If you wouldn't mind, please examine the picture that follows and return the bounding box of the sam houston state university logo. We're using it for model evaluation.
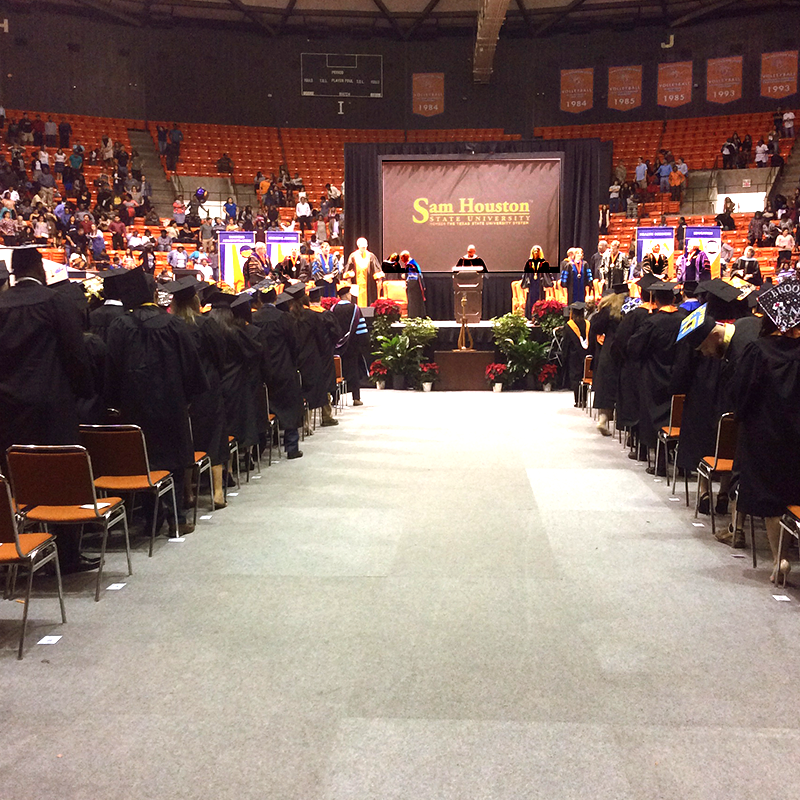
[412,197,531,227]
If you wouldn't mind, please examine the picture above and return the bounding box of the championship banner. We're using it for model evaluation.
[412,73,444,117]
[608,65,642,111]
[636,228,676,276]
[560,68,593,114]
[707,56,742,104]
[218,230,255,293]
[266,231,301,268]
[685,226,722,279]
[657,61,692,108]
[761,51,798,99]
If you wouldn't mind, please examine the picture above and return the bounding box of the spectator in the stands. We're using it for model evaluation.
[173,195,186,225]
[38,166,56,208]
[755,138,769,167]
[608,178,621,213]
[767,128,780,155]
[238,205,255,231]
[224,196,237,223]
[109,213,127,250]
[68,147,83,173]
[169,124,183,156]
[156,125,168,155]
[721,136,736,169]
[176,223,197,244]
[156,229,173,252]
[771,150,785,168]
[296,194,313,231]
[326,182,342,207]
[730,246,762,285]
[739,134,752,166]
[656,159,671,193]
[266,204,280,230]
[668,164,685,202]
[200,218,214,252]
[32,114,45,148]
[216,153,234,174]
[315,213,327,242]
[776,228,795,267]
[167,244,188,270]
[58,118,71,148]
[165,140,179,171]
[783,108,795,138]
[19,113,33,144]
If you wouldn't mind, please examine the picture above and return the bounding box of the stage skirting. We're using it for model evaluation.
[389,320,550,352]
[417,271,518,321]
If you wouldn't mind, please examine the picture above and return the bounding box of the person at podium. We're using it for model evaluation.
[344,237,384,307]
[456,244,487,272]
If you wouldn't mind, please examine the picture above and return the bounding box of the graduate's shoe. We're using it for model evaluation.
[715,524,743,546]
[321,418,339,427]
[645,465,667,477]
[770,559,791,586]
[353,399,364,406]
[715,493,729,515]
[61,555,101,574]
[179,523,195,536]
[287,449,303,459]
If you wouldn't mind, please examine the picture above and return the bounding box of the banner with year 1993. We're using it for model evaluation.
[560,68,593,114]
[761,51,798,99]
[707,56,742,104]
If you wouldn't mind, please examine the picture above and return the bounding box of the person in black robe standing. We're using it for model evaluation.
[88,270,128,340]
[729,281,800,584]
[104,268,208,536]
[331,283,369,406]
[561,302,590,406]
[456,244,487,272]
[522,245,550,319]
[167,277,228,507]
[589,285,627,435]
[628,281,688,474]
[0,248,92,468]
[251,285,305,458]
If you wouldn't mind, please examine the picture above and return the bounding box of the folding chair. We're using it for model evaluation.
[776,506,800,588]
[191,450,213,526]
[0,473,66,659]
[655,394,685,489]
[694,413,738,539]
[6,445,130,602]
[79,425,177,558]
[263,387,280,466]
[579,355,593,411]
[228,436,240,490]
[333,355,348,411]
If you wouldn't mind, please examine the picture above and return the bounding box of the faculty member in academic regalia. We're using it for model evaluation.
[243,242,272,289]
[398,250,426,319]
[312,241,341,298]
[560,248,592,305]
[522,245,550,319]
[279,245,311,285]
[456,244,488,272]
[331,283,370,406]
[104,267,208,535]
[344,237,384,307]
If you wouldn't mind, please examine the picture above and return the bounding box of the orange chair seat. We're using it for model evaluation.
[582,378,593,385]
[0,533,52,560]
[660,426,681,437]
[701,456,734,472]
[268,414,276,422]
[786,505,800,519]
[94,472,170,491]
[193,451,208,462]
[23,498,124,523]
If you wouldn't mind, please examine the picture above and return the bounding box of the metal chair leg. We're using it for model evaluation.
[671,444,679,494]
[54,545,67,623]
[95,521,109,602]
[709,479,716,539]
[18,561,35,659]
[750,516,757,568]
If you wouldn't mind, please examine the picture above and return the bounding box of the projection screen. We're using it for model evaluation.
[380,156,561,272]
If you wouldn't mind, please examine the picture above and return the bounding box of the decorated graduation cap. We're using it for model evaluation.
[757,278,800,332]
[251,278,276,294]
[163,275,202,300]
[103,266,152,308]
[676,303,717,348]
[231,293,252,322]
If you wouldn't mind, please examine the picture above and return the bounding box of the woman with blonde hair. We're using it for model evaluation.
[589,284,628,435]
[522,244,550,318]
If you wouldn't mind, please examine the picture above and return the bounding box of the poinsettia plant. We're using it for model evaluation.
[485,363,509,385]
[420,362,439,382]
[368,359,389,383]
[320,296,339,311]
[537,363,559,385]
[531,299,566,334]
[370,298,402,342]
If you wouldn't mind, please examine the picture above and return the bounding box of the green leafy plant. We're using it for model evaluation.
[491,311,529,356]
[373,334,423,381]
[503,338,549,380]
[401,316,438,349]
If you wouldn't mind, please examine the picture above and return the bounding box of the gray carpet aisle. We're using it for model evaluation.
[2,388,800,800]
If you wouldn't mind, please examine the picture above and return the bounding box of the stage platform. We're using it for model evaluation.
[415,271,522,321]
[390,319,551,351]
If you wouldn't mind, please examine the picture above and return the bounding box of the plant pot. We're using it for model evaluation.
[543,383,553,392]
[375,380,385,390]
[493,383,503,393]
[422,382,433,392]
[391,374,406,390]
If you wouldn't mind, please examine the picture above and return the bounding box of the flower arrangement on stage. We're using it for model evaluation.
[320,296,339,311]
[531,299,566,334]
[368,359,389,383]
[491,312,549,384]
[485,363,509,385]
[420,362,439,382]
[370,298,402,342]
[537,363,559,386]
[402,316,437,349]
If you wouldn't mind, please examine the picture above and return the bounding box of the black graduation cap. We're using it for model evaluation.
[757,279,800,332]
[698,278,740,304]
[649,281,678,293]
[683,280,699,296]
[251,278,276,294]
[284,282,306,298]
[570,301,586,311]
[163,275,202,299]
[612,283,629,295]
[10,246,43,275]
[336,282,354,296]
[53,279,88,313]
[104,267,152,308]
[308,286,322,303]
[210,292,236,308]
[636,273,659,293]
[231,293,252,321]
[676,303,717,348]
[198,283,220,305]
[274,291,292,310]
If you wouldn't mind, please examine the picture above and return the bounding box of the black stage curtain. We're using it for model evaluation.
[344,139,612,280]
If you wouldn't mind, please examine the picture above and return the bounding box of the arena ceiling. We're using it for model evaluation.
[7,0,793,39]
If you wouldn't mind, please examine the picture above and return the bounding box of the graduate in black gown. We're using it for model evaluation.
[729,280,800,583]
[251,285,305,458]
[561,301,590,406]
[104,268,208,535]
[167,277,228,507]
[89,270,128,340]
[627,281,688,474]
[331,283,370,406]
[589,284,628,435]
[456,244,487,272]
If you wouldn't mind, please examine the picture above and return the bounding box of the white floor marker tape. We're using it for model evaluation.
[106,583,126,590]
[38,636,61,645]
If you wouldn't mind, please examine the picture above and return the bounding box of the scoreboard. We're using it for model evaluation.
[301,53,383,98]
